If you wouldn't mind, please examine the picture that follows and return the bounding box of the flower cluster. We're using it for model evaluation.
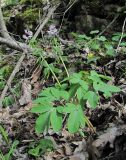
[22,29,33,41]
[47,25,58,36]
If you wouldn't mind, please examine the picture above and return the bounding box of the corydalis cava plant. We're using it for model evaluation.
[31,71,121,134]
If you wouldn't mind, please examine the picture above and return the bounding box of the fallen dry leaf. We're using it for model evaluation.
[19,79,32,106]
[31,66,42,84]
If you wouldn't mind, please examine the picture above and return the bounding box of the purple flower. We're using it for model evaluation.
[47,25,58,36]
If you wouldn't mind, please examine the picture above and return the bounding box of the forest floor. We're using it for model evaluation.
[0,1,126,160]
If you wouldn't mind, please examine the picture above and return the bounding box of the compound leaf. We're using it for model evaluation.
[85,91,99,108]
[67,111,80,133]
[50,108,62,132]
[35,112,50,133]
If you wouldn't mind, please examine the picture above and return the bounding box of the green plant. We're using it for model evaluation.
[0,125,9,145]
[30,38,68,84]
[0,140,19,160]
[0,125,19,160]
[5,0,19,5]
[71,31,126,57]
[28,138,54,157]
[31,70,120,134]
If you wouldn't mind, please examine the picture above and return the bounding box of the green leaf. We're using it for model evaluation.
[99,74,112,81]
[0,125,9,144]
[39,87,68,101]
[93,82,120,97]
[105,44,115,56]
[97,36,107,41]
[69,73,82,84]
[90,41,100,50]
[31,104,52,113]
[0,81,5,89]
[50,108,62,132]
[69,84,79,99]
[50,88,61,99]
[120,42,126,47]
[112,35,120,41]
[34,97,54,103]
[79,80,89,91]
[76,86,87,101]
[77,34,91,40]
[103,91,112,97]
[43,67,50,77]
[39,139,54,151]
[35,112,51,133]
[67,111,80,133]
[58,90,69,100]
[28,146,40,157]
[67,105,85,133]
[108,85,121,92]
[5,140,19,160]
[78,109,85,127]
[90,30,99,34]
[64,103,76,113]
[57,106,65,113]
[89,71,101,82]
[39,87,53,97]
[70,77,80,84]
[84,91,99,108]
[77,87,83,101]
[2,96,14,107]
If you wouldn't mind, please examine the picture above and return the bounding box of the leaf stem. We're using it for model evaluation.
[40,54,61,86]
[84,115,96,133]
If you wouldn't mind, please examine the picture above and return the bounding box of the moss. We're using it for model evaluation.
[3,10,11,22]
[20,0,42,5]
[20,0,60,5]
[18,8,39,23]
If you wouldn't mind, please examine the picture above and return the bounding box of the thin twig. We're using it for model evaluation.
[32,4,59,40]
[0,53,26,107]
[98,14,119,36]
[59,0,77,32]
[116,17,126,53]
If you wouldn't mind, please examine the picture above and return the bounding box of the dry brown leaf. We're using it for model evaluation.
[32,81,42,97]
[63,144,72,156]
[69,153,87,160]
[19,79,32,105]
[73,139,87,154]
[31,66,42,84]
[92,124,126,158]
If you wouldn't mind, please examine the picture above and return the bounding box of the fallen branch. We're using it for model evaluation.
[116,17,126,53]
[0,37,31,52]
[0,53,26,107]
[33,4,59,40]
[0,4,31,52]
[0,6,11,39]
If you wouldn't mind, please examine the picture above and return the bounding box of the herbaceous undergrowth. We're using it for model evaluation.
[31,71,120,134]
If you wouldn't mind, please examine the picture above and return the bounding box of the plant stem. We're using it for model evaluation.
[59,54,69,77]
[40,55,61,86]
[84,115,96,133]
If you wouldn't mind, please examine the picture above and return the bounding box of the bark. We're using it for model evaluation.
[0,4,31,52]
[0,6,12,39]
[0,37,31,52]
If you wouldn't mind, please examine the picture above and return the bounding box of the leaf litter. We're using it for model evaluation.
[0,10,126,160]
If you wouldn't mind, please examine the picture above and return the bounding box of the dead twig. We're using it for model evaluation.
[0,53,26,107]
[0,36,31,52]
[116,17,126,53]
[98,14,119,36]
[59,0,77,32]
[32,4,59,40]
